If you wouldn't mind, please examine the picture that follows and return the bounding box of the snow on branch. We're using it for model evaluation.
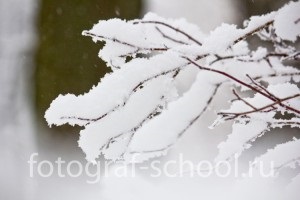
[45,1,300,168]
[252,138,300,173]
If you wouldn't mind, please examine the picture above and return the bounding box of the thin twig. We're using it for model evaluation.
[219,94,300,119]
[155,26,189,45]
[233,20,274,45]
[185,57,300,115]
[246,74,279,101]
[209,51,299,66]
[134,20,202,46]
[232,89,258,110]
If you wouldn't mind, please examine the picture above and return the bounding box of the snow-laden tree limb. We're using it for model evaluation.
[45,1,300,167]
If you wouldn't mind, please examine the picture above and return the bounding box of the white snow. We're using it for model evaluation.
[253,138,300,171]
[215,120,269,162]
[127,73,217,162]
[274,1,300,42]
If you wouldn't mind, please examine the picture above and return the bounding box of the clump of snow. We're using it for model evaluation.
[215,120,269,162]
[202,23,242,54]
[250,47,267,60]
[244,12,276,32]
[274,1,300,42]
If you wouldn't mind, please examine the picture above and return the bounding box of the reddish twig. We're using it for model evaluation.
[133,20,202,46]
[232,89,258,110]
[218,94,300,119]
[155,26,189,45]
[185,57,300,115]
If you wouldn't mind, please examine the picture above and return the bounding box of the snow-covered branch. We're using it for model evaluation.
[45,1,300,171]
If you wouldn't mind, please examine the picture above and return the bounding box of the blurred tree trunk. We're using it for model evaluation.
[0,0,37,199]
[243,0,291,17]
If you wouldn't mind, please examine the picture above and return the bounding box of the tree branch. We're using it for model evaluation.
[233,20,274,45]
[83,31,169,52]
[129,83,222,155]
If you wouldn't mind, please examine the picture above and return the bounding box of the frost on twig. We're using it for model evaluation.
[45,1,300,165]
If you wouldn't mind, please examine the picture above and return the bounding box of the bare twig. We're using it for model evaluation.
[232,89,258,110]
[185,57,300,115]
[253,72,300,81]
[218,94,300,119]
[209,51,300,65]
[246,74,279,102]
[272,120,300,126]
[155,26,189,45]
[133,20,202,46]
